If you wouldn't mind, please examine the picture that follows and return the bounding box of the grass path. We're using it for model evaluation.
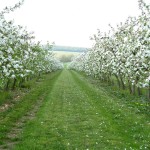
[1,69,150,149]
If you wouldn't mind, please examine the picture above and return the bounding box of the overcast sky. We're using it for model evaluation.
[0,0,148,47]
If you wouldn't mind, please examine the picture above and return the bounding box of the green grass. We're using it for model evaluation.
[82,73,150,116]
[8,69,150,150]
[0,91,13,105]
[71,71,150,149]
[0,78,39,106]
[0,71,62,146]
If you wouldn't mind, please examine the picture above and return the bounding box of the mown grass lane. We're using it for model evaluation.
[12,69,150,150]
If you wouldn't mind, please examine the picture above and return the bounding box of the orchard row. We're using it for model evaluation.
[69,0,150,99]
[0,1,63,90]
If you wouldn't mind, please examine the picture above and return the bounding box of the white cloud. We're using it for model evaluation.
[0,0,147,47]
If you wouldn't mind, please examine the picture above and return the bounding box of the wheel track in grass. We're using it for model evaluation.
[70,71,150,149]
[11,69,150,150]
[0,96,45,150]
[0,71,62,150]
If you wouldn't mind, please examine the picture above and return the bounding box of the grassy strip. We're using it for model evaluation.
[71,70,150,149]
[13,69,106,149]
[0,91,13,106]
[0,71,62,145]
[78,71,150,115]
[13,69,150,149]
[0,78,45,106]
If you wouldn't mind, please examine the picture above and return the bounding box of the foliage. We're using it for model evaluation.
[0,1,63,90]
[69,0,150,99]
[52,45,87,53]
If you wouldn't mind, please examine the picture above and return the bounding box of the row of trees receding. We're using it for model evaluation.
[69,0,150,100]
[0,0,63,90]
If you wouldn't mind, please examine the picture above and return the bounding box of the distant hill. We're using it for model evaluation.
[52,45,87,53]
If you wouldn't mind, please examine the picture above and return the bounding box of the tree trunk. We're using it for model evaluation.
[132,84,136,95]
[19,78,24,87]
[5,79,10,90]
[148,80,150,101]
[115,74,121,88]
[128,80,132,94]
[107,76,111,85]
[137,87,142,96]
[12,78,17,90]
[135,76,141,96]
[120,76,125,90]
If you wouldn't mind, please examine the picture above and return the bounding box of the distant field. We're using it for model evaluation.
[54,51,81,58]
[54,51,80,58]
[52,45,87,53]
[52,45,86,62]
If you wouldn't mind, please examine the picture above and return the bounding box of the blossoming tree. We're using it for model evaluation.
[69,0,150,99]
[0,0,63,90]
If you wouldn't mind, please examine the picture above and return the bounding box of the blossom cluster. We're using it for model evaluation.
[0,1,63,89]
[69,0,150,96]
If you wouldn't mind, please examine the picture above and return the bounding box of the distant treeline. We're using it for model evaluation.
[52,45,87,53]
